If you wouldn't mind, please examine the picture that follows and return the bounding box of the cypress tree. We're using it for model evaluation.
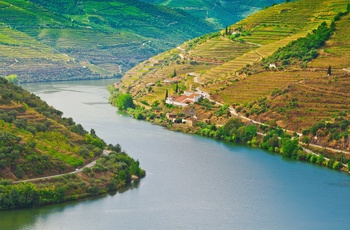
[327,65,332,76]
[165,89,168,100]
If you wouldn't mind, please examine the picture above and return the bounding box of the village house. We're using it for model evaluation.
[269,63,277,68]
[165,91,203,107]
[166,113,177,121]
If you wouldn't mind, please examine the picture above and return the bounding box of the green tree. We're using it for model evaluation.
[115,94,135,111]
[327,65,332,76]
[165,89,168,100]
[280,138,298,158]
[173,69,177,78]
[175,83,179,94]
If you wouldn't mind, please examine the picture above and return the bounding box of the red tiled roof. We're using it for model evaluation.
[174,95,187,103]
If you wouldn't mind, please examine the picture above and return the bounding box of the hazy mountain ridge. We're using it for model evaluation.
[0,0,216,82]
[140,0,281,28]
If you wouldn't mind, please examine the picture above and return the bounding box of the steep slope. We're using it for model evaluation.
[116,0,350,151]
[0,0,215,82]
[0,76,101,179]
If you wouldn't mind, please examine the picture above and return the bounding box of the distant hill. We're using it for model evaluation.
[117,0,350,151]
[0,0,216,82]
[140,0,282,28]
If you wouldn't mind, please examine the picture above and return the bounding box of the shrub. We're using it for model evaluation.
[332,161,342,170]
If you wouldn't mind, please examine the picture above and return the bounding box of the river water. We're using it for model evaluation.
[1,79,350,229]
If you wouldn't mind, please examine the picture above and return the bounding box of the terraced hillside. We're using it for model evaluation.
[0,0,216,82]
[0,77,106,180]
[117,0,350,150]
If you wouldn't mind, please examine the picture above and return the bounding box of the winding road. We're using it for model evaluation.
[13,150,111,184]
[191,71,350,167]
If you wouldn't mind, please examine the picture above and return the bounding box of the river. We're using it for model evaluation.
[1,79,350,229]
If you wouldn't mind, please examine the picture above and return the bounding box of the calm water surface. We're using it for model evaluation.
[1,80,350,229]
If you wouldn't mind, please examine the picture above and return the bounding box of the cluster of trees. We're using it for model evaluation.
[267,21,335,65]
[260,127,300,158]
[0,182,40,209]
[114,93,135,111]
[303,114,350,143]
[196,118,258,145]
[196,118,346,171]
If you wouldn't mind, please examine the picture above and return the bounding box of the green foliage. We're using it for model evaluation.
[30,0,81,14]
[196,118,257,144]
[4,74,18,84]
[115,94,135,111]
[0,183,40,209]
[0,149,146,210]
[0,77,102,177]
[332,161,342,170]
[268,22,334,64]
[316,154,325,165]
[85,134,106,149]
[280,138,299,158]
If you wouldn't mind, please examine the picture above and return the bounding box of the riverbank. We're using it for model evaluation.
[108,86,350,174]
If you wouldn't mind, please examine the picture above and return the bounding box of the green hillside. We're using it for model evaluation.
[0,77,145,209]
[140,0,282,28]
[116,0,350,153]
[0,0,216,82]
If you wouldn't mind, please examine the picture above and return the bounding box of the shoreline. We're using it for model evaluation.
[109,87,350,175]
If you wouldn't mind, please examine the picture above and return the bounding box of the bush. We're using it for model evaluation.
[310,155,317,164]
[332,161,342,170]
[82,167,91,174]
[115,94,135,111]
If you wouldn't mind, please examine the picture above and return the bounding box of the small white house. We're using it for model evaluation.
[269,63,277,68]
[166,92,202,107]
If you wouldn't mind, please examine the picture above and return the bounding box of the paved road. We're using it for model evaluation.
[13,150,111,184]
[192,82,348,158]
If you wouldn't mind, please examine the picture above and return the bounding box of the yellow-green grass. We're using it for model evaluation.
[35,131,84,167]
[1,111,84,167]
[187,36,253,61]
[0,26,69,61]
[80,62,114,76]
